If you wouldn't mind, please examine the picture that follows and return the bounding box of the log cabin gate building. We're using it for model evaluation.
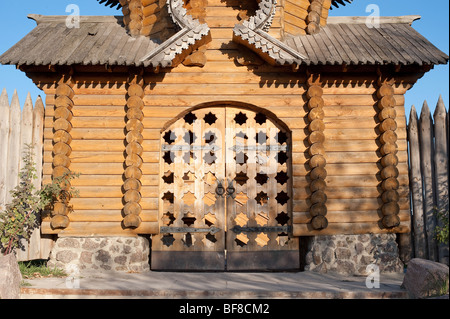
[1,0,448,272]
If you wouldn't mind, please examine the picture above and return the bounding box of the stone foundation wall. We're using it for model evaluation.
[47,236,150,273]
[47,234,403,275]
[304,234,404,275]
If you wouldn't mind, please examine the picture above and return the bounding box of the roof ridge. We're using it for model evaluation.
[27,14,123,25]
[327,15,421,25]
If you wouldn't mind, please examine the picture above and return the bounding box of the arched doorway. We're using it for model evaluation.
[152,104,299,270]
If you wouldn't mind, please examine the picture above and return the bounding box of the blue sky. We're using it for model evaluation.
[0,0,448,118]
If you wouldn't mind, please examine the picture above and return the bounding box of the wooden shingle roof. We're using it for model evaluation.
[0,15,160,67]
[0,14,447,68]
[284,16,449,66]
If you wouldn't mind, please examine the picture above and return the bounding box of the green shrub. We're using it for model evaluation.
[0,144,79,255]
[435,207,449,245]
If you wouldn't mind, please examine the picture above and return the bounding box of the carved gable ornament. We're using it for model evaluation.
[137,0,306,68]
[232,0,306,66]
[139,0,211,68]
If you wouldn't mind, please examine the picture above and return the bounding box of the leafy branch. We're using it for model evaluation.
[435,207,449,245]
[0,144,79,256]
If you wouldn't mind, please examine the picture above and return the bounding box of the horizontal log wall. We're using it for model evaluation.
[293,75,411,236]
[40,71,413,236]
[40,72,412,237]
[41,83,158,236]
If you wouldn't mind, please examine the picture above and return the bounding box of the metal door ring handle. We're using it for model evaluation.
[226,180,235,198]
[216,181,225,197]
[227,185,235,195]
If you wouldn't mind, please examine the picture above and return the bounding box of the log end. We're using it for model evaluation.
[310,215,328,230]
[123,214,142,228]
[51,215,70,229]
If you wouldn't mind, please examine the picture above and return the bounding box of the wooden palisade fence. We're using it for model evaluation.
[408,95,449,265]
[0,88,53,261]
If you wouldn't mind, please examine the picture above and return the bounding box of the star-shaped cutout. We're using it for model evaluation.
[162,171,174,184]
[254,112,267,125]
[184,111,197,124]
[161,191,174,203]
[255,173,269,185]
[276,151,288,165]
[275,191,289,205]
[204,112,217,125]
[163,151,175,165]
[255,131,268,144]
[275,171,289,185]
[255,191,268,205]
[235,172,249,186]
[275,212,290,226]
[275,131,288,144]
[234,112,248,125]
[163,130,176,144]
[183,130,197,144]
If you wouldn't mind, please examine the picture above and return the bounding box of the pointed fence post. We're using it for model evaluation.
[408,105,427,259]
[31,95,47,260]
[5,90,21,205]
[20,93,34,162]
[0,89,10,211]
[433,96,449,264]
[32,95,45,191]
[16,93,34,261]
[419,101,438,261]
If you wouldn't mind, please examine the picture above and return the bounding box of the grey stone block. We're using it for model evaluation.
[402,258,449,298]
[0,253,22,299]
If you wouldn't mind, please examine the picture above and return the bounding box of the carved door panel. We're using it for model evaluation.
[152,107,299,271]
[225,108,299,270]
[152,108,226,270]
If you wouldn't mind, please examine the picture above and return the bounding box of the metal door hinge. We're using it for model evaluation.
[160,226,221,234]
[231,225,292,233]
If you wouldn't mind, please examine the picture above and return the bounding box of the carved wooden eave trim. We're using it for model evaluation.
[232,0,307,66]
[139,0,211,68]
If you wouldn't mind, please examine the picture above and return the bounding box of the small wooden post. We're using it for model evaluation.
[408,105,427,259]
[0,89,10,211]
[419,101,438,262]
[433,96,449,264]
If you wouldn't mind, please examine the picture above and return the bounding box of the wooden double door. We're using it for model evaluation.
[152,106,299,270]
